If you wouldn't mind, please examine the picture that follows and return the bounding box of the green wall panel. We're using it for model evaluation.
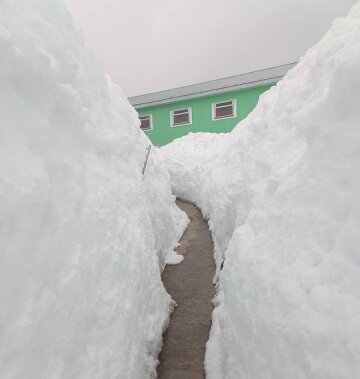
[136,84,272,146]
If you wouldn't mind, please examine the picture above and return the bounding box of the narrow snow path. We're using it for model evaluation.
[157,200,216,379]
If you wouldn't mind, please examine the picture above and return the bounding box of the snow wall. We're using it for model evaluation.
[0,1,188,378]
[162,2,360,378]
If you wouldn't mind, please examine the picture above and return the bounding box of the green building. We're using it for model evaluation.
[129,63,296,146]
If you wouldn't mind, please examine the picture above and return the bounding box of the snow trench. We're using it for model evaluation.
[161,2,360,378]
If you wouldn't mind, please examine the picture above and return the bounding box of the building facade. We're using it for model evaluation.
[129,63,296,146]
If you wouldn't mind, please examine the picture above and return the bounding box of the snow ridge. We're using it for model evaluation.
[162,2,360,378]
[0,1,188,378]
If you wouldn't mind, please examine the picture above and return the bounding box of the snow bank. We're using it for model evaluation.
[0,1,188,378]
[161,2,360,378]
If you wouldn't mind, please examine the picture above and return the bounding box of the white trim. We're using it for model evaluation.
[212,99,237,121]
[139,114,153,131]
[170,107,192,127]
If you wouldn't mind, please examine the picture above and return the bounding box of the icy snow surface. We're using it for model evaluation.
[0,1,188,378]
[161,2,360,378]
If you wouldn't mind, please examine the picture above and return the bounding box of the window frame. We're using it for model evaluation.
[212,99,237,121]
[170,107,192,127]
[139,114,153,131]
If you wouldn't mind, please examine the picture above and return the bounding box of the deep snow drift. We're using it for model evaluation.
[0,1,188,378]
[162,2,360,378]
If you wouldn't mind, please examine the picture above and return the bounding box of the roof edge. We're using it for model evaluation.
[133,76,281,109]
[129,62,297,108]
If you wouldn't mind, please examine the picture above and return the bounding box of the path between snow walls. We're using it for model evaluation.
[158,200,216,379]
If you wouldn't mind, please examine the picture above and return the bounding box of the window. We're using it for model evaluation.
[171,108,192,127]
[212,100,236,120]
[139,115,153,131]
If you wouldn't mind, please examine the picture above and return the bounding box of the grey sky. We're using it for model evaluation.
[65,0,356,97]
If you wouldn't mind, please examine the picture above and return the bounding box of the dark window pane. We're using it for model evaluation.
[215,105,234,118]
[173,112,190,125]
[140,116,151,130]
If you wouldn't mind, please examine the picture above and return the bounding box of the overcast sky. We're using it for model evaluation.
[65,0,356,97]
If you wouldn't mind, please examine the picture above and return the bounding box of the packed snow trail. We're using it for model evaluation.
[158,200,216,379]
